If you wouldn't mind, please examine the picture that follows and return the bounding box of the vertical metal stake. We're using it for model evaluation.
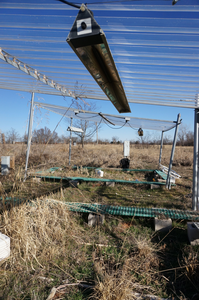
[96,122,98,145]
[192,109,199,210]
[166,113,181,189]
[69,118,73,165]
[159,131,164,165]
[24,92,34,181]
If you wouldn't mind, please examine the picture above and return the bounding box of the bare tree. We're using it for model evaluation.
[185,131,194,146]
[32,127,59,144]
[6,128,20,143]
[111,136,119,144]
[177,124,194,146]
[163,134,172,145]
[67,101,101,148]
[177,124,188,146]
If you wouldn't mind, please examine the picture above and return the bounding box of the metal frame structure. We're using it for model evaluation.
[159,131,164,165]
[0,49,76,99]
[24,92,34,181]
[1,1,199,210]
[69,118,73,166]
[166,113,181,189]
[34,102,177,132]
[193,109,199,211]
[23,101,181,186]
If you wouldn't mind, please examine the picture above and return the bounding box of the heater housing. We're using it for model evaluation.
[67,4,131,113]
[67,126,84,133]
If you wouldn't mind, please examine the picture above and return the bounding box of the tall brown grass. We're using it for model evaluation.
[0,199,162,299]
[0,143,196,299]
[0,143,193,171]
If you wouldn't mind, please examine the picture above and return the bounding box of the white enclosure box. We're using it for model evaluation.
[1,156,10,175]
[0,232,10,261]
[123,140,130,157]
[95,169,104,177]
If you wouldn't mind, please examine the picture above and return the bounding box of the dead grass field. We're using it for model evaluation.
[0,143,198,300]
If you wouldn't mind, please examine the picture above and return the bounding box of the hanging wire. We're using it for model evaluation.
[128,123,138,130]
[102,118,127,129]
[56,0,81,9]
[73,118,102,138]
[85,118,103,138]
[78,0,171,4]
[74,113,99,120]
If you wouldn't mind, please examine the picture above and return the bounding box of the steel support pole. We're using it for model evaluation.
[166,113,181,189]
[159,131,164,165]
[24,92,34,181]
[69,118,73,166]
[192,109,199,210]
[96,122,98,145]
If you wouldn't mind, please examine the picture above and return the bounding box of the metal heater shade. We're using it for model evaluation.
[67,126,84,133]
[67,5,131,113]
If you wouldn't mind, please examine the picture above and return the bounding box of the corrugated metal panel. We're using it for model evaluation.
[0,0,199,108]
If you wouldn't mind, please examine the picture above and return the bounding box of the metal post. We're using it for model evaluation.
[96,122,98,145]
[24,92,34,181]
[166,113,181,189]
[159,131,164,165]
[192,109,199,210]
[69,118,73,165]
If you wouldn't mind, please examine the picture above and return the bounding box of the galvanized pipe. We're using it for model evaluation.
[96,122,98,145]
[68,118,73,166]
[192,109,199,210]
[24,92,34,181]
[159,131,164,165]
[166,113,181,189]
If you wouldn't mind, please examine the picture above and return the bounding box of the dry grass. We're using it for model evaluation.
[0,199,77,298]
[0,143,197,299]
[0,143,193,171]
[91,225,161,300]
[0,199,162,300]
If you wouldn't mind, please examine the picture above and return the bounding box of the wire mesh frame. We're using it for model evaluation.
[34,101,178,132]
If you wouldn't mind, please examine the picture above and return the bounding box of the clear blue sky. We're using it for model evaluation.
[0,0,197,142]
[0,88,194,142]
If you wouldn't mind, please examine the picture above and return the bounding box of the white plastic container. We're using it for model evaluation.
[123,140,130,157]
[1,156,10,175]
[96,170,104,177]
[0,232,10,261]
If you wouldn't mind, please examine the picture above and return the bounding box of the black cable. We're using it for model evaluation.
[74,118,102,138]
[128,123,138,131]
[83,0,139,4]
[74,113,99,120]
[85,118,102,137]
[56,0,81,9]
[82,0,171,4]
[102,118,127,129]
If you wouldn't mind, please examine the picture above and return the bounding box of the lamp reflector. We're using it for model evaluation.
[67,4,131,114]
[67,126,84,133]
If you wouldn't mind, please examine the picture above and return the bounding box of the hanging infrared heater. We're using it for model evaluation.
[67,4,131,113]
